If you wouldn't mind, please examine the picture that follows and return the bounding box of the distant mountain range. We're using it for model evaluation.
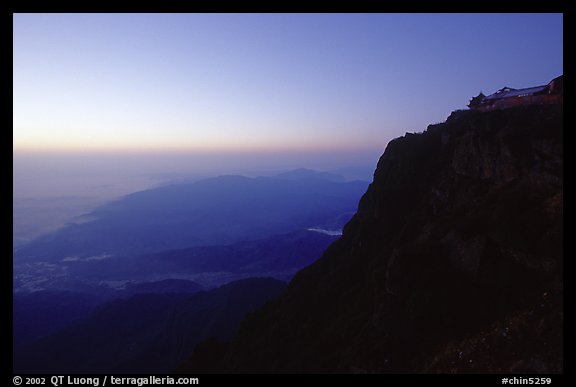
[15,173,368,263]
[14,170,367,295]
[63,229,339,288]
[275,168,346,182]
[14,170,368,373]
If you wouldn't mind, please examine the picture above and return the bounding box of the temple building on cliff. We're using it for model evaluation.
[468,75,563,111]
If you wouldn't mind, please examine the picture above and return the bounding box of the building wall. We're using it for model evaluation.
[476,93,562,112]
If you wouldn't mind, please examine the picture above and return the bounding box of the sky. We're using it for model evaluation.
[12,13,563,242]
[13,13,563,155]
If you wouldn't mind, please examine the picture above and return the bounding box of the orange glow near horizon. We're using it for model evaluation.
[14,14,562,165]
[13,130,388,155]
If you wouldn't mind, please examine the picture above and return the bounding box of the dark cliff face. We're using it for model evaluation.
[188,104,563,373]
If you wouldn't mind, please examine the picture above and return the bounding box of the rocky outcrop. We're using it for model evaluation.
[186,104,563,373]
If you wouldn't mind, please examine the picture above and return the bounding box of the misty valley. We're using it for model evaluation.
[13,169,369,373]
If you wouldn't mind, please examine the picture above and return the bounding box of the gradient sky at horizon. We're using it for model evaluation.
[13,13,563,154]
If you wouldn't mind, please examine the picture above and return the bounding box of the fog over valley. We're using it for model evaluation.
[13,150,377,247]
[13,149,378,372]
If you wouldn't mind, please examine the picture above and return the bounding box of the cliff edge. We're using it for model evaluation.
[185,104,563,373]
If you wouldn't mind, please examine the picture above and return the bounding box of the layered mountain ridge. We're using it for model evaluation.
[14,175,367,262]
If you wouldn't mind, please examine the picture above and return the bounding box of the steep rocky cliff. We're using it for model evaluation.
[186,104,563,373]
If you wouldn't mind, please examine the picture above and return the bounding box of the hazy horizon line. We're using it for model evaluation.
[13,143,388,156]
